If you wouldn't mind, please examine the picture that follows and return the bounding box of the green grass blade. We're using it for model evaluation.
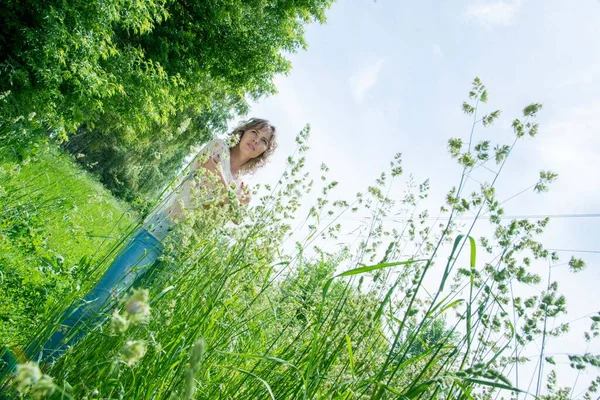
[215,364,276,400]
[466,235,476,362]
[345,334,355,378]
[335,260,426,279]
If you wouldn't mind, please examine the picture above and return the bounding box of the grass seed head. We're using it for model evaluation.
[15,361,42,393]
[120,340,147,367]
[31,374,56,399]
[110,310,130,333]
[124,288,151,323]
[14,362,56,398]
[189,338,205,372]
[182,368,197,400]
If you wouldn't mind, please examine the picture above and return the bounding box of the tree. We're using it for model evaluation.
[0,0,333,203]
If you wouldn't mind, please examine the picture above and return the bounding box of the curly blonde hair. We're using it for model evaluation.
[228,118,278,175]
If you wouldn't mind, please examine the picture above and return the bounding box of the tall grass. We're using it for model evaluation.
[1,79,598,399]
[0,143,135,345]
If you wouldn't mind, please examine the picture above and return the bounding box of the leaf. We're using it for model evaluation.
[323,259,425,300]
[466,235,476,357]
[216,351,297,369]
[402,380,437,398]
[215,364,276,400]
[336,260,425,279]
[461,377,522,393]
[150,285,175,305]
[394,345,455,374]
[468,235,476,269]
[345,335,355,377]
[439,234,474,292]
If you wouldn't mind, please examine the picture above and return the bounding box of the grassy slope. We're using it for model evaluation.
[0,144,137,344]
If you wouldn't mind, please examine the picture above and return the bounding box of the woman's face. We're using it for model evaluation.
[239,126,273,159]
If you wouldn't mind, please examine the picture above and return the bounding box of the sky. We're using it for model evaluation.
[238,0,600,396]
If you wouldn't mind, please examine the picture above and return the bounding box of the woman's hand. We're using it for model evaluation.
[238,182,252,205]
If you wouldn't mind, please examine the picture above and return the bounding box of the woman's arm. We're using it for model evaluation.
[199,153,228,188]
[199,150,251,207]
[168,143,229,217]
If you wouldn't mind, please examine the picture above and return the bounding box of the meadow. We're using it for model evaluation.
[1,79,598,399]
[0,143,135,345]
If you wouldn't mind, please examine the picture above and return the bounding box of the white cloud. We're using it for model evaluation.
[433,44,444,59]
[557,64,600,88]
[349,58,385,104]
[465,0,522,28]
[537,102,600,202]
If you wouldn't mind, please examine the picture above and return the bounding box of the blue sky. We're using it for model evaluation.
[241,0,600,395]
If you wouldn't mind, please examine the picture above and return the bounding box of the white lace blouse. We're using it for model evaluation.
[143,139,237,241]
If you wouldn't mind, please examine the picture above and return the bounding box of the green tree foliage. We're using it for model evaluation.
[62,106,228,206]
[0,0,333,203]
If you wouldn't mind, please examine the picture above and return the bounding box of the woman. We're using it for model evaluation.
[3,118,277,369]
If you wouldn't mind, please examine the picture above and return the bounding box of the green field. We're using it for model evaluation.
[0,0,597,395]
[0,88,596,399]
[0,144,136,344]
